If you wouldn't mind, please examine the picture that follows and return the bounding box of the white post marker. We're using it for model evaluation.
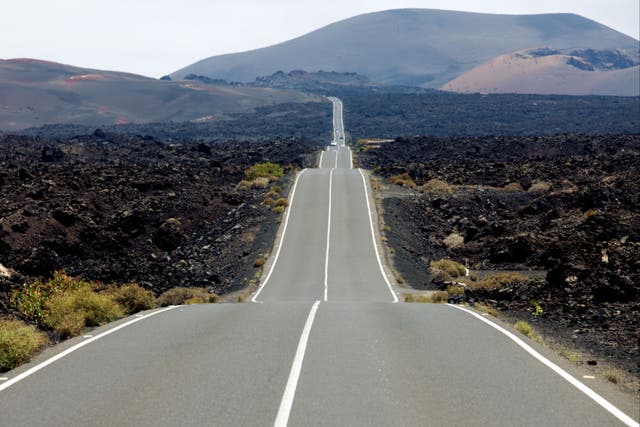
[448,304,639,427]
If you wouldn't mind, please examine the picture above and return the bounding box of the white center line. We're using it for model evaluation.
[274,300,321,427]
[324,169,334,301]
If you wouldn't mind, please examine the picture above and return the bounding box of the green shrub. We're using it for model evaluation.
[389,173,416,189]
[244,162,284,181]
[105,284,156,315]
[45,287,124,338]
[12,271,90,325]
[0,319,48,371]
[157,287,219,306]
[429,259,466,281]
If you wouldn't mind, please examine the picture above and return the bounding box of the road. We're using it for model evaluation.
[0,98,637,426]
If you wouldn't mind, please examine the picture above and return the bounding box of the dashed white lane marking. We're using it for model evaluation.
[319,150,324,168]
[251,169,308,303]
[0,378,8,381]
[583,375,596,379]
[82,335,93,338]
[0,306,178,393]
[274,300,321,427]
[358,168,399,303]
[324,169,334,302]
[448,304,639,427]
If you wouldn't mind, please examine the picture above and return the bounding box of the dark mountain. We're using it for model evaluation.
[0,59,318,131]
[171,9,638,88]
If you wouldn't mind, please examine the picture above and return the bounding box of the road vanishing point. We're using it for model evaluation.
[0,97,638,427]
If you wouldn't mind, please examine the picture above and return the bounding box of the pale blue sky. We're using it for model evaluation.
[2,0,638,77]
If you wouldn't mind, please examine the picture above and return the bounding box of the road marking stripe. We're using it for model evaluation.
[0,306,177,393]
[324,169,333,301]
[334,149,338,169]
[318,150,324,168]
[358,168,399,303]
[447,304,639,427]
[252,169,307,302]
[274,300,321,427]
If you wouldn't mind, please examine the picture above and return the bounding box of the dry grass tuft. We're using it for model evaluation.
[420,179,453,195]
[389,173,416,189]
[470,272,530,290]
[602,369,624,384]
[430,259,466,281]
[236,177,270,191]
[405,291,449,303]
[157,287,219,307]
[501,182,524,192]
[528,181,552,193]
[443,233,464,249]
[474,303,499,317]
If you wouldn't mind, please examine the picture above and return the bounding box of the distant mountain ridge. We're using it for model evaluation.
[171,9,638,88]
[0,59,318,130]
[442,48,640,96]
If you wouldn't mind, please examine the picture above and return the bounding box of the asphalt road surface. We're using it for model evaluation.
[0,98,637,427]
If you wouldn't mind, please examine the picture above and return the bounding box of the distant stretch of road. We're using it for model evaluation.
[0,98,637,427]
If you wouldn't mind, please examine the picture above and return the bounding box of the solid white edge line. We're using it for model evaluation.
[324,169,334,302]
[0,305,178,393]
[447,304,639,427]
[358,168,399,303]
[274,300,321,427]
[252,169,308,303]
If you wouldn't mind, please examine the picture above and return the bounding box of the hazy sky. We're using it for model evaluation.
[3,0,639,77]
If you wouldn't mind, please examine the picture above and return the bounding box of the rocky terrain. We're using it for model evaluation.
[357,134,639,376]
[0,132,321,314]
[16,92,639,144]
[340,93,640,140]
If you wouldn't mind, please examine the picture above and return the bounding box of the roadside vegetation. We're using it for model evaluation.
[3,271,219,371]
[0,319,48,371]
